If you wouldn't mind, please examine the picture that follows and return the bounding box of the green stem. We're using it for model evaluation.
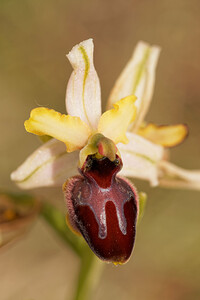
[73,248,103,300]
[40,202,104,300]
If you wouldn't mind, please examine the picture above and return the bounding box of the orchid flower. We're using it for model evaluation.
[11,39,200,263]
[107,41,200,190]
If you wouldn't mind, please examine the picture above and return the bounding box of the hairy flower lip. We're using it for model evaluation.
[64,155,138,263]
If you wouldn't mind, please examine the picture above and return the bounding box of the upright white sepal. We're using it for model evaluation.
[66,39,101,130]
[107,41,161,131]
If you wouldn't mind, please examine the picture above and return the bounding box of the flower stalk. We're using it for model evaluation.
[40,201,103,300]
[74,249,103,300]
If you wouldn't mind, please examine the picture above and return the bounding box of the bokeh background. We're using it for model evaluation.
[1,0,200,299]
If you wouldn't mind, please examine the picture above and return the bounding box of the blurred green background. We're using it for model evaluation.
[0,0,200,299]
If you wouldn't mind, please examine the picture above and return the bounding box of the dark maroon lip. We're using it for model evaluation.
[74,198,137,263]
[64,155,138,264]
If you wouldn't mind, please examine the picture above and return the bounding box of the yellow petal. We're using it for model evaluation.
[24,107,91,152]
[138,123,188,147]
[98,95,137,144]
[107,41,161,132]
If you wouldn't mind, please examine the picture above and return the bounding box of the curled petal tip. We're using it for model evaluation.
[66,38,94,68]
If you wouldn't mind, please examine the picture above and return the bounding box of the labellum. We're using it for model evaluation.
[64,155,138,264]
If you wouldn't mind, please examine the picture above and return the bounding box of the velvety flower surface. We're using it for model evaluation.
[11,39,200,263]
[64,154,138,263]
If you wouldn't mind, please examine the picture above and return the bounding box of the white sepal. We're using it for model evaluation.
[66,39,101,130]
[118,132,164,186]
[158,160,200,190]
[11,139,78,189]
[108,41,161,131]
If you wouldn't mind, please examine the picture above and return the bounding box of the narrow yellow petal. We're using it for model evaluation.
[24,107,91,152]
[138,123,188,147]
[98,95,137,144]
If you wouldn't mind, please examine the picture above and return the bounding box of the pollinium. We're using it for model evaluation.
[64,155,138,264]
